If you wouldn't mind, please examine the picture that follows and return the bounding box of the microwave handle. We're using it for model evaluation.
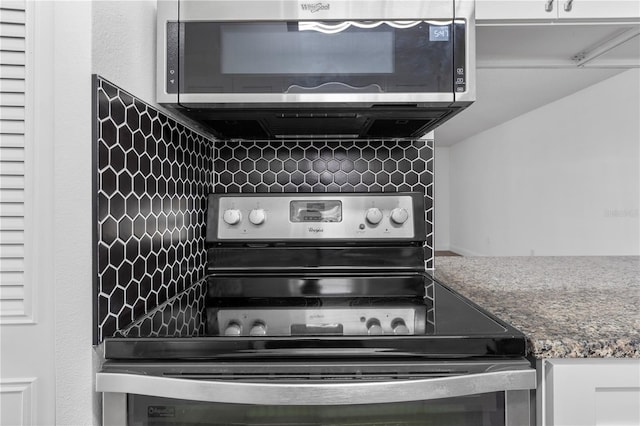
[285,82,384,94]
[97,368,535,406]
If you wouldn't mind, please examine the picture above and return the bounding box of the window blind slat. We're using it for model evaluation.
[0,160,23,174]
[0,119,25,134]
[0,299,25,314]
[0,258,24,271]
[0,285,24,300]
[0,105,24,120]
[0,189,24,203]
[0,78,25,92]
[0,202,23,216]
[0,216,24,229]
[0,64,24,79]
[0,50,24,66]
[0,134,23,147]
[0,243,23,257]
[0,146,24,160]
[0,22,25,38]
[0,8,26,24]
[0,271,23,285]
[0,1,27,12]
[0,36,24,51]
[0,174,24,188]
[1,0,28,322]
[0,92,24,106]
[0,230,24,244]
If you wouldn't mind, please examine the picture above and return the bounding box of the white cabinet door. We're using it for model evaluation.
[476,0,558,21]
[476,0,640,22]
[558,0,640,20]
[0,1,55,425]
[539,358,640,426]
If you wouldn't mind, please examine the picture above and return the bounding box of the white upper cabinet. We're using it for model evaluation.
[476,0,640,23]
[476,0,558,21]
[557,0,640,20]
[475,0,640,68]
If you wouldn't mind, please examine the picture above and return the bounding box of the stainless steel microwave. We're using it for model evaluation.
[157,0,476,139]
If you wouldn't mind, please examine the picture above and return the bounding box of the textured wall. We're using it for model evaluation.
[434,146,451,251]
[92,0,158,107]
[448,69,640,256]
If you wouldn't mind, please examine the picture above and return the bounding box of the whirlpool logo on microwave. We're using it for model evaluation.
[308,226,324,233]
[301,2,330,12]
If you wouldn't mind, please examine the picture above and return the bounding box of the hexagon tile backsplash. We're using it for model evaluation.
[213,139,435,264]
[93,76,434,342]
[94,76,214,342]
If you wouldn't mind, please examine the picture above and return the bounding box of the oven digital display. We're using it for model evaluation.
[290,200,342,222]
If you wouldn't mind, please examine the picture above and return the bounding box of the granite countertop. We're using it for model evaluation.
[432,256,640,359]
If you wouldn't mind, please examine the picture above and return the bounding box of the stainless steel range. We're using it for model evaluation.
[97,192,535,425]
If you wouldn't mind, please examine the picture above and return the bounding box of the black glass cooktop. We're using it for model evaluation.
[103,273,527,360]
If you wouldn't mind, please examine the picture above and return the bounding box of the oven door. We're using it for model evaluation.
[97,360,535,426]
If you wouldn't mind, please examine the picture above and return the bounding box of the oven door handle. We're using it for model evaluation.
[96,369,536,405]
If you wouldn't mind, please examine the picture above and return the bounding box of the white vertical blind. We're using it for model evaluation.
[0,0,29,320]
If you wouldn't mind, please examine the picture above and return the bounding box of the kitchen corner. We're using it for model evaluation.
[2,0,639,425]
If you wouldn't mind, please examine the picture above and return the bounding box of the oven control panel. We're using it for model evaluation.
[208,192,425,241]
[215,306,427,337]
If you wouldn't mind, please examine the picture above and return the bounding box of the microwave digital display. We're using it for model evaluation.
[429,25,450,42]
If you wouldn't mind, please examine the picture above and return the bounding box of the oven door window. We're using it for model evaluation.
[128,392,505,426]
[172,20,462,95]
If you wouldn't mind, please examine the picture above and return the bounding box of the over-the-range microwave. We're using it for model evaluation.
[157,0,476,139]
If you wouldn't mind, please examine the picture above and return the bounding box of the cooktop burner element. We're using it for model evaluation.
[103,192,528,361]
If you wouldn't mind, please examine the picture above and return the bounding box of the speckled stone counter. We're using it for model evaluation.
[433,256,640,359]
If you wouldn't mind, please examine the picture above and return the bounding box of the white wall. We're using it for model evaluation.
[434,147,451,251]
[52,2,99,425]
[92,0,159,104]
[447,69,640,256]
[49,2,160,425]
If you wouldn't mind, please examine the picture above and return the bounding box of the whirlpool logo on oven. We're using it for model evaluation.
[300,2,330,12]
[148,406,175,418]
[308,226,324,233]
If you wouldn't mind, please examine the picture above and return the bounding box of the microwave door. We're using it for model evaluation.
[173,21,459,101]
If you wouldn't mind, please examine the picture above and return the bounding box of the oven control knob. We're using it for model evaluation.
[366,318,383,335]
[391,318,410,335]
[249,321,267,336]
[365,208,383,225]
[224,322,242,336]
[248,209,266,225]
[223,209,242,225]
[390,208,409,225]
